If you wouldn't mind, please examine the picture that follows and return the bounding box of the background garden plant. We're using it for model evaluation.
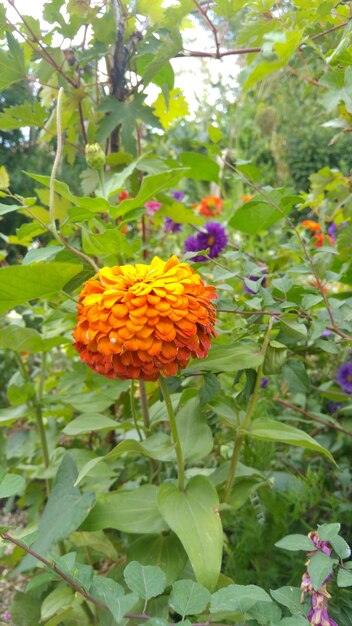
[0,0,352,625]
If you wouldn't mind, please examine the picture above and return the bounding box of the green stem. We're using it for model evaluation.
[159,376,184,491]
[223,317,273,503]
[98,168,106,198]
[138,380,150,433]
[130,380,143,441]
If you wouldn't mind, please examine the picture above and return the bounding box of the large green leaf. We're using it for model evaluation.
[0,325,69,353]
[0,33,26,91]
[63,413,118,436]
[184,342,263,374]
[307,552,333,591]
[229,192,298,234]
[0,262,83,314]
[158,476,223,590]
[179,152,220,182]
[0,102,47,131]
[82,485,169,534]
[210,584,272,616]
[127,534,187,586]
[89,577,138,623]
[18,455,95,572]
[176,396,213,462]
[111,169,188,218]
[248,419,334,462]
[0,472,25,498]
[275,534,315,552]
[24,172,112,213]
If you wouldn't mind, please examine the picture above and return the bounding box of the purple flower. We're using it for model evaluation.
[172,190,185,201]
[184,222,228,262]
[321,329,332,338]
[328,221,347,242]
[164,217,182,233]
[308,594,338,625]
[243,268,267,294]
[1,611,12,623]
[327,401,344,414]
[336,361,352,394]
[261,377,270,388]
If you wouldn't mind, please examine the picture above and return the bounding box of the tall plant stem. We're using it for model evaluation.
[159,376,184,491]
[223,318,273,503]
[130,380,143,441]
[138,380,150,433]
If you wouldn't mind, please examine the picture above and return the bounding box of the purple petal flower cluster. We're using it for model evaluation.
[164,217,182,233]
[336,361,352,394]
[1,611,12,623]
[172,190,185,201]
[243,267,267,294]
[261,377,270,388]
[300,531,337,626]
[327,402,344,414]
[327,221,347,242]
[184,222,228,262]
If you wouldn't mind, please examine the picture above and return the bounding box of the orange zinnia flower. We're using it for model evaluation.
[73,256,217,381]
[301,220,321,233]
[241,194,254,203]
[312,233,335,248]
[194,195,223,217]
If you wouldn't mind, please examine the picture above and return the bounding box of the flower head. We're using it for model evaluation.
[312,233,335,247]
[1,611,12,623]
[73,256,217,381]
[85,143,105,170]
[145,201,162,216]
[336,361,352,394]
[242,194,254,203]
[328,221,347,242]
[184,222,228,262]
[118,190,129,202]
[302,220,321,233]
[194,195,223,217]
[164,217,182,233]
[261,377,270,388]
[172,190,185,201]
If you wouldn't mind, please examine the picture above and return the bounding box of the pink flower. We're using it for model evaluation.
[145,201,162,216]
[1,610,12,623]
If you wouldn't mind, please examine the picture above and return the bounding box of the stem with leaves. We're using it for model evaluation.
[223,317,273,502]
[159,376,185,491]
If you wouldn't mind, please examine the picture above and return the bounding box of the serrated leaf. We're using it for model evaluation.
[153,89,189,130]
[124,561,166,600]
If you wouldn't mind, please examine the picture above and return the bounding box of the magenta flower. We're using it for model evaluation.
[336,361,352,394]
[184,222,228,262]
[145,200,162,216]
[243,267,267,294]
[1,611,12,623]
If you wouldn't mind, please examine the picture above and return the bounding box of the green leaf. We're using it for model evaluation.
[229,191,296,234]
[270,586,306,615]
[307,552,333,591]
[0,203,20,216]
[164,202,203,225]
[0,102,47,130]
[179,152,220,182]
[275,535,315,552]
[127,534,187,586]
[210,584,272,616]
[317,523,340,541]
[184,342,263,374]
[176,396,213,462]
[249,419,334,462]
[0,325,68,353]
[141,31,182,84]
[0,166,10,189]
[158,476,223,590]
[337,568,352,587]
[283,360,310,393]
[124,561,166,600]
[208,125,223,143]
[112,169,188,218]
[40,586,74,622]
[63,414,118,436]
[97,94,162,153]
[0,33,26,90]
[169,580,211,617]
[321,67,352,113]
[82,227,139,258]
[280,316,307,339]
[89,576,139,622]
[83,485,169,534]
[0,262,83,314]
[330,535,351,560]
[0,473,25,498]
[18,455,96,572]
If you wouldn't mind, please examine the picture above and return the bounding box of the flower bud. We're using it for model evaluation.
[85,143,105,170]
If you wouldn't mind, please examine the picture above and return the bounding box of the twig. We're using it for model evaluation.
[193,0,221,58]
[274,397,352,437]
[287,65,326,88]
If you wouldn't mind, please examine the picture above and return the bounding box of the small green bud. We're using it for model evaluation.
[85,143,105,170]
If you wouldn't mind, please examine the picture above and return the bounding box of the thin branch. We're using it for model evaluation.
[287,65,326,88]
[274,397,352,437]
[193,0,221,58]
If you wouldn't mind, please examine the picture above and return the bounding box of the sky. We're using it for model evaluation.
[5,0,240,115]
